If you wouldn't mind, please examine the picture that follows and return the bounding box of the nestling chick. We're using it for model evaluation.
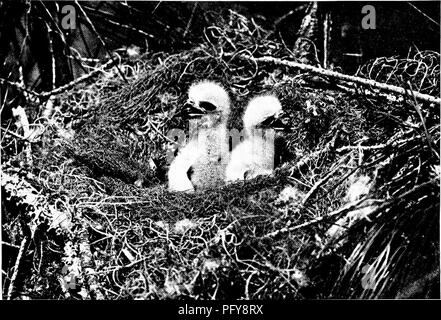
[225,95,285,182]
[168,81,231,192]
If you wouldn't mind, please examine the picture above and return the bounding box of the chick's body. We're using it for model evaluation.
[190,115,229,189]
[168,81,231,192]
[226,130,275,181]
[226,95,284,183]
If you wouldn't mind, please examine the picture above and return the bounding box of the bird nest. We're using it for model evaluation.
[2,10,439,300]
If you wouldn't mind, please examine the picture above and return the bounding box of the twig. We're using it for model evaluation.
[183,2,198,38]
[78,226,105,300]
[323,12,331,69]
[147,118,176,143]
[405,81,439,158]
[75,0,128,83]
[0,78,40,97]
[265,179,437,239]
[229,54,441,105]
[287,132,340,177]
[11,106,33,166]
[82,4,155,39]
[336,135,422,153]
[0,127,30,142]
[7,236,30,300]
[41,14,56,90]
[301,164,341,207]
[1,241,21,249]
[39,57,115,98]
[407,2,440,27]
[264,198,369,239]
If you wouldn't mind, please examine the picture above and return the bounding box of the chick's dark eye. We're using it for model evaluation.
[199,101,217,111]
[187,167,194,180]
[183,102,193,109]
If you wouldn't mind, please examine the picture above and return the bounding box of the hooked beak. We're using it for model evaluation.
[258,112,291,131]
[183,100,218,118]
[183,100,205,118]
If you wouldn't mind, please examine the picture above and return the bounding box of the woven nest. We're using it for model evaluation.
[1,10,439,300]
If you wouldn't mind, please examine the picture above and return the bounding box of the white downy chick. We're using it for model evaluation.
[168,81,231,192]
[225,95,284,182]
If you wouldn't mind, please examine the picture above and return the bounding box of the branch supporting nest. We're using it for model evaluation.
[1,58,116,100]
[6,236,30,300]
[232,54,441,105]
[0,78,40,97]
[39,58,116,98]
[78,225,105,300]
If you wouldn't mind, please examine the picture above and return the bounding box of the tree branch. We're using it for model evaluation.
[230,54,441,105]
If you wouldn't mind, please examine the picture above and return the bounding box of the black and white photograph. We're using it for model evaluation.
[0,0,440,303]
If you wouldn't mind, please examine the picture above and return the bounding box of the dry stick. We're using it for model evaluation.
[183,2,198,38]
[264,200,367,239]
[75,1,128,83]
[49,33,56,90]
[301,163,342,207]
[335,82,408,106]
[286,132,338,177]
[0,127,30,142]
[272,5,308,30]
[147,118,176,143]
[39,58,115,98]
[1,58,115,100]
[231,55,441,105]
[78,226,105,300]
[336,133,422,153]
[11,106,33,166]
[39,0,80,82]
[323,12,331,69]
[41,15,57,91]
[82,4,155,39]
[407,2,440,27]
[272,155,349,237]
[265,178,437,239]
[6,236,29,300]
[405,81,439,158]
[0,78,40,97]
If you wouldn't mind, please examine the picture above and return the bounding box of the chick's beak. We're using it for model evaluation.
[258,112,292,132]
[183,100,206,118]
[269,117,286,131]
